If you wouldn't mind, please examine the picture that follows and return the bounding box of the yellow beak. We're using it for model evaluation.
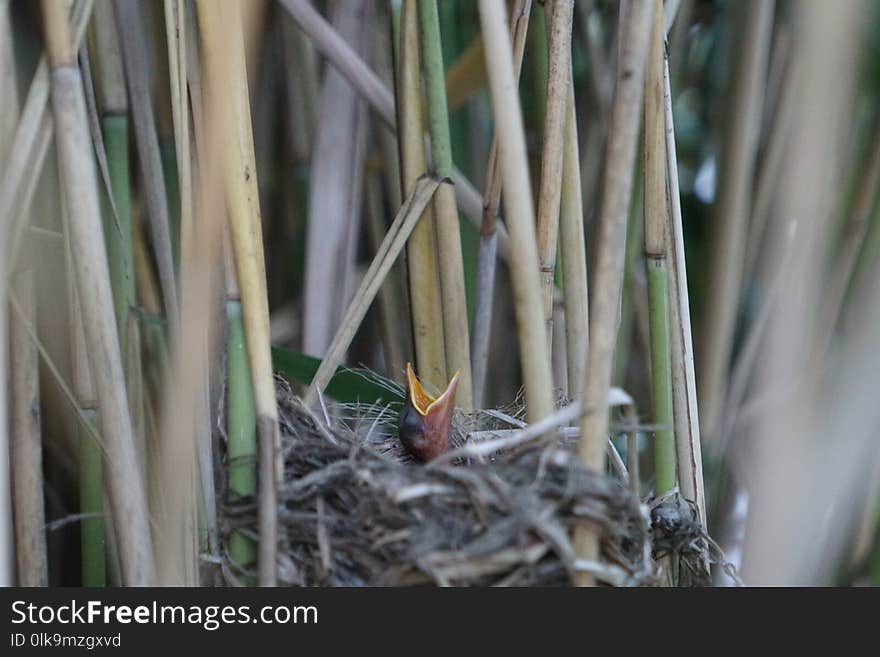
[398,363,460,462]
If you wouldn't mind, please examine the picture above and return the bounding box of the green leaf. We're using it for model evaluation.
[271,347,405,409]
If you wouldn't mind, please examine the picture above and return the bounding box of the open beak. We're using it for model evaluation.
[398,363,460,462]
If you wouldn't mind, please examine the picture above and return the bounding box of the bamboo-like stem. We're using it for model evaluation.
[663,50,705,523]
[698,0,774,439]
[417,0,473,408]
[478,0,554,423]
[278,0,506,258]
[114,0,179,330]
[42,0,153,585]
[226,297,257,575]
[398,0,446,390]
[9,270,48,586]
[305,176,442,404]
[472,0,532,408]
[196,0,280,587]
[560,76,588,399]
[64,193,108,586]
[536,0,574,346]
[101,115,134,341]
[0,0,20,587]
[644,1,676,497]
[575,0,653,586]
[0,0,91,268]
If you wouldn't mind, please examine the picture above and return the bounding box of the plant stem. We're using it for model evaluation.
[42,0,153,585]
[472,0,532,408]
[9,269,48,586]
[575,0,654,586]
[536,0,574,346]
[644,0,676,496]
[418,0,473,408]
[559,62,588,399]
[478,0,554,423]
[226,299,257,575]
[196,0,280,586]
[398,0,447,391]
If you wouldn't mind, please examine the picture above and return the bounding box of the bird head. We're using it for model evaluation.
[398,363,460,462]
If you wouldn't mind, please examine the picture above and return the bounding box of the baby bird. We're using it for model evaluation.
[398,363,460,462]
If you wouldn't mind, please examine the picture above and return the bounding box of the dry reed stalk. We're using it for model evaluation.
[303,0,369,358]
[41,0,153,585]
[114,0,179,330]
[559,61,588,399]
[0,0,19,587]
[643,0,675,497]
[472,0,532,409]
[196,0,281,586]
[417,0,473,408]
[398,0,446,391]
[663,53,705,522]
[305,175,442,402]
[575,0,653,586]
[166,0,219,568]
[0,0,92,271]
[278,0,507,258]
[478,0,554,424]
[536,0,574,346]
[9,270,48,586]
[698,0,774,439]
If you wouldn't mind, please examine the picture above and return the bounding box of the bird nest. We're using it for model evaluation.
[220,377,724,586]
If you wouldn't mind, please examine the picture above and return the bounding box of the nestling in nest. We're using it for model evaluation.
[221,366,725,586]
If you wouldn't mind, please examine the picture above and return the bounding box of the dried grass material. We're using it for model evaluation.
[222,379,657,587]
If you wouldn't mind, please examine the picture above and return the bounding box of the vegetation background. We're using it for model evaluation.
[1,0,879,586]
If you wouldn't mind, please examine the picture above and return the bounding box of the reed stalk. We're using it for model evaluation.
[9,270,48,586]
[471,0,532,408]
[575,0,653,586]
[698,0,774,439]
[663,50,706,522]
[477,0,554,423]
[398,0,446,391]
[643,0,675,496]
[536,0,574,347]
[0,0,92,272]
[417,0,473,409]
[42,0,153,585]
[197,0,280,585]
[114,0,179,330]
[279,0,505,257]
[226,296,257,575]
[560,80,589,400]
